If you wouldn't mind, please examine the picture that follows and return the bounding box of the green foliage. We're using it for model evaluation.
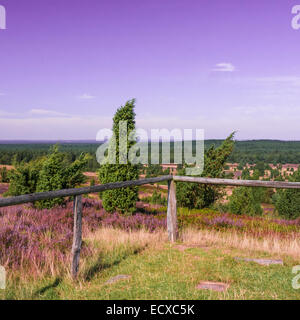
[228,187,263,216]
[0,167,9,183]
[228,165,272,216]
[224,171,234,179]
[273,170,300,219]
[237,163,244,170]
[253,161,266,176]
[3,140,300,171]
[6,159,44,196]
[36,146,88,208]
[6,146,88,209]
[143,190,167,206]
[98,99,139,214]
[0,143,100,171]
[241,167,251,179]
[145,164,169,178]
[176,133,235,209]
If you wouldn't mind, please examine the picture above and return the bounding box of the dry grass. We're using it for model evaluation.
[13,226,300,283]
[5,228,168,286]
[181,228,300,260]
[85,227,167,252]
[3,227,300,300]
[74,228,168,281]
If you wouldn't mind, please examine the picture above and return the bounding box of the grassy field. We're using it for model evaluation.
[0,190,299,300]
[1,227,299,300]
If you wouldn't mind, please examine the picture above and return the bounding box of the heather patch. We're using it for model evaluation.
[177,208,300,239]
[0,198,166,273]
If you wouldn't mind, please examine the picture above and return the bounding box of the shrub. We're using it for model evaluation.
[36,146,88,208]
[98,99,139,214]
[6,158,44,196]
[0,167,9,183]
[6,146,88,209]
[228,166,272,216]
[176,133,235,209]
[273,170,300,219]
[228,187,263,216]
[274,189,300,219]
[143,190,167,206]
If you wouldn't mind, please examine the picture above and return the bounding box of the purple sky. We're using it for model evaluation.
[0,0,300,140]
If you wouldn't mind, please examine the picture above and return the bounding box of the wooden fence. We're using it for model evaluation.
[1,174,300,278]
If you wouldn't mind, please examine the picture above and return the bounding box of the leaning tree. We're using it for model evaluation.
[98,99,139,214]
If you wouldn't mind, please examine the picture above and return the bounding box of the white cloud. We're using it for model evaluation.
[213,63,236,72]
[77,93,96,100]
[29,109,69,118]
[0,92,5,96]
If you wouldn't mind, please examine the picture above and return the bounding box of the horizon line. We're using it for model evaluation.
[1,138,300,143]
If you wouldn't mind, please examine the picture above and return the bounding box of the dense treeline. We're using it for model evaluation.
[0,143,100,171]
[207,140,300,164]
[1,140,300,171]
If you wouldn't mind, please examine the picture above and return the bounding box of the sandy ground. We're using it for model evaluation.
[83,172,97,178]
[0,165,14,170]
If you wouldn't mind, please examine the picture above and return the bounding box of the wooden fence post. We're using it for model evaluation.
[71,195,82,279]
[167,180,178,242]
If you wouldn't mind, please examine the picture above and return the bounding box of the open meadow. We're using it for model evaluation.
[0,194,299,300]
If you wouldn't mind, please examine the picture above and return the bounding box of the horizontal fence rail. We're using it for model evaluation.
[173,176,300,189]
[1,174,300,279]
[0,175,173,208]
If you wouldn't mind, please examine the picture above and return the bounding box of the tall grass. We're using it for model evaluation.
[1,198,299,283]
[178,207,300,239]
[181,228,300,260]
[0,199,166,280]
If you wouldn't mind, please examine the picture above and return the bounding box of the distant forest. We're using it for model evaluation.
[1,140,300,171]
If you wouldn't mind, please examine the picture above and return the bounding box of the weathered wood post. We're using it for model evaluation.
[167,179,178,242]
[71,195,83,279]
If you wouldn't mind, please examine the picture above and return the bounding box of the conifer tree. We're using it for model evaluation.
[36,146,88,208]
[176,133,235,209]
[98,99,139,214]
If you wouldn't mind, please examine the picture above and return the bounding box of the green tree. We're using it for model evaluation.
[228,165,271,216]
[273,170,300,219]
[228,186,263,216]
[0,167,9,183]
[6,146,88,209]
[253,161,265,177]
[98,99,139,214]
[241,167,251,179]
[6,159,44,196]
[176,133,235,209]
[237,163,244,170]
[36,146,88,208]
[145,164,164,178]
